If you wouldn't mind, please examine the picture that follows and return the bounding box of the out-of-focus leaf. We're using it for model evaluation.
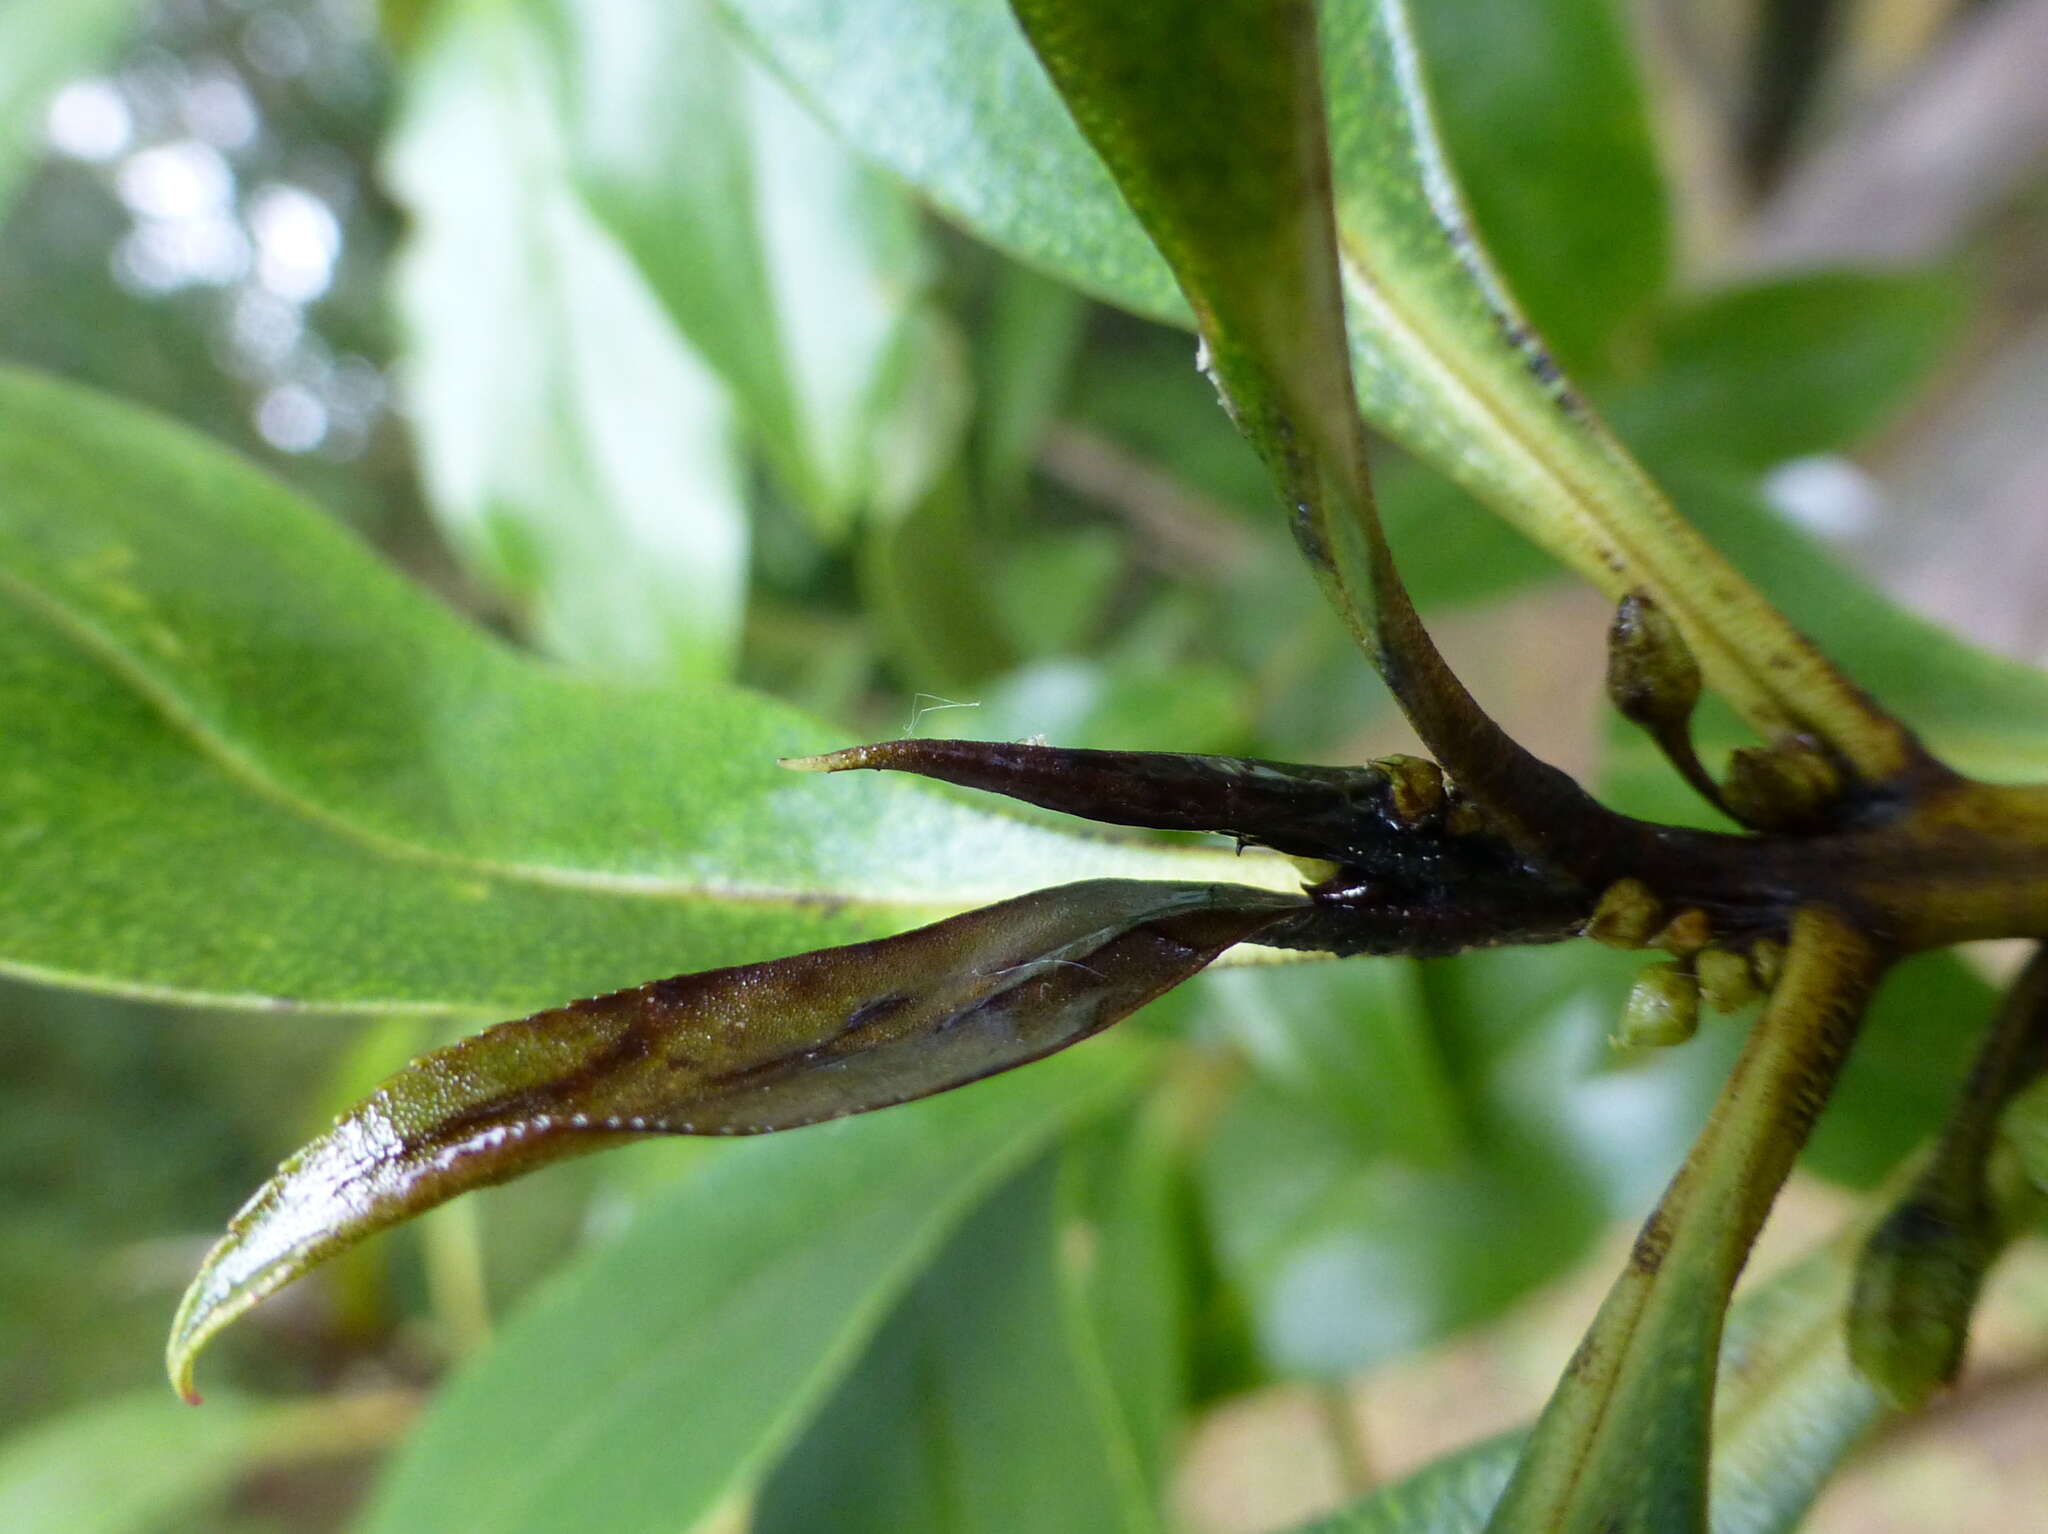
[862,472,1017,694]
[390,0,953,675]
[737,47,957,530]
[1804,951,1998,1189]
[0,368,1299,1013]
[387,1,748,680]
[1198,961,1616,1375]
[720,0,1183,321]
[0,1390,412,1534]
[1407,0,1667,378]
[1610,270,1974,471]
[976,261,1091,509]
[754,1156,1161,1534]
[352,1042,1150,1534]
[1057,1093,1195,1499]
[731,0,1903,781]
[1296,1200,1892,1534]
[166,879,1298,1399]
[0,0,142,217]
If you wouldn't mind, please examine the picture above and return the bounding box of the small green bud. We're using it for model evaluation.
[1605,591,1702,733]
[1584,877,1663,949]
[1616,962,1700,1049]
[1721,740,1844,832]
[1696,948,1759,1013]
[1650,907,1712,957]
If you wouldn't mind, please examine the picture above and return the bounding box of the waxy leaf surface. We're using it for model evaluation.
[168,878,1298,1397]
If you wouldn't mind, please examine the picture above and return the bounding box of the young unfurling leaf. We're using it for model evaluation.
[167,878,1300,1401]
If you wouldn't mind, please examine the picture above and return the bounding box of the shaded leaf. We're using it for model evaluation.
[1199,960,1611,1376]
[1056,1094,1196,1500]
[754,1157,1160,1534]
[1296,1199,1896,1534]
[1610,270,1974,471]
[167,878,1300,1398]
[351,1042,1150,1534]
[0,367,1298,1013]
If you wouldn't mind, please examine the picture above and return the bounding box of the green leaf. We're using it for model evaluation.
[754,1155,1161,1534]
[1056,1096,1195,1501]
[351,1042,1149,1534]
[1407,0,1668,378]
[1610,270,1974,471]
[1198,960,1616,1375]
[0,366,1303,1011]
[0,1390,412,1534]
[1295,1202,1892,1534]
[165,878,1299,1398]
[720,0,1184,322]
[0,0,142,218]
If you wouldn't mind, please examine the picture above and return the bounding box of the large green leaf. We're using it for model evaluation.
[1406,0,1667,378]
[727,0,1906,781]
[352,1042,1148,1534]
[0,366,1299,1012]
[0,1389,411,1534]
[754,1155,1161,1534]
[0,0,141,218]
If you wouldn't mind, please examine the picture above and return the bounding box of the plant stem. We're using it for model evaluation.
[1482,907,1882,1533]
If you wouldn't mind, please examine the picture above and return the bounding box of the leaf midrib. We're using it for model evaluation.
[0,563,1272,914]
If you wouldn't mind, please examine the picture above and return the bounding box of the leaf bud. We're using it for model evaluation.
[1605,591,1702,733]
[1584,877,1662,949]
[1696,948,1759,1013]
[1650,907,1712,957]
[1721,740,1844,832]
[1616,961,1700,1049]
[1848,1193,1995,1410]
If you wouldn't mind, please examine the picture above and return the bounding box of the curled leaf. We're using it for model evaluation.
[791,737,1595,955]
[168,878,1298,1401]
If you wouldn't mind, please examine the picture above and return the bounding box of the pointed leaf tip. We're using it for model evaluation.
[166,878,1298,1398]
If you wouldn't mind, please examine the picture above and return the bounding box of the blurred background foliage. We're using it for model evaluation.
[4,0,2048,1530]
